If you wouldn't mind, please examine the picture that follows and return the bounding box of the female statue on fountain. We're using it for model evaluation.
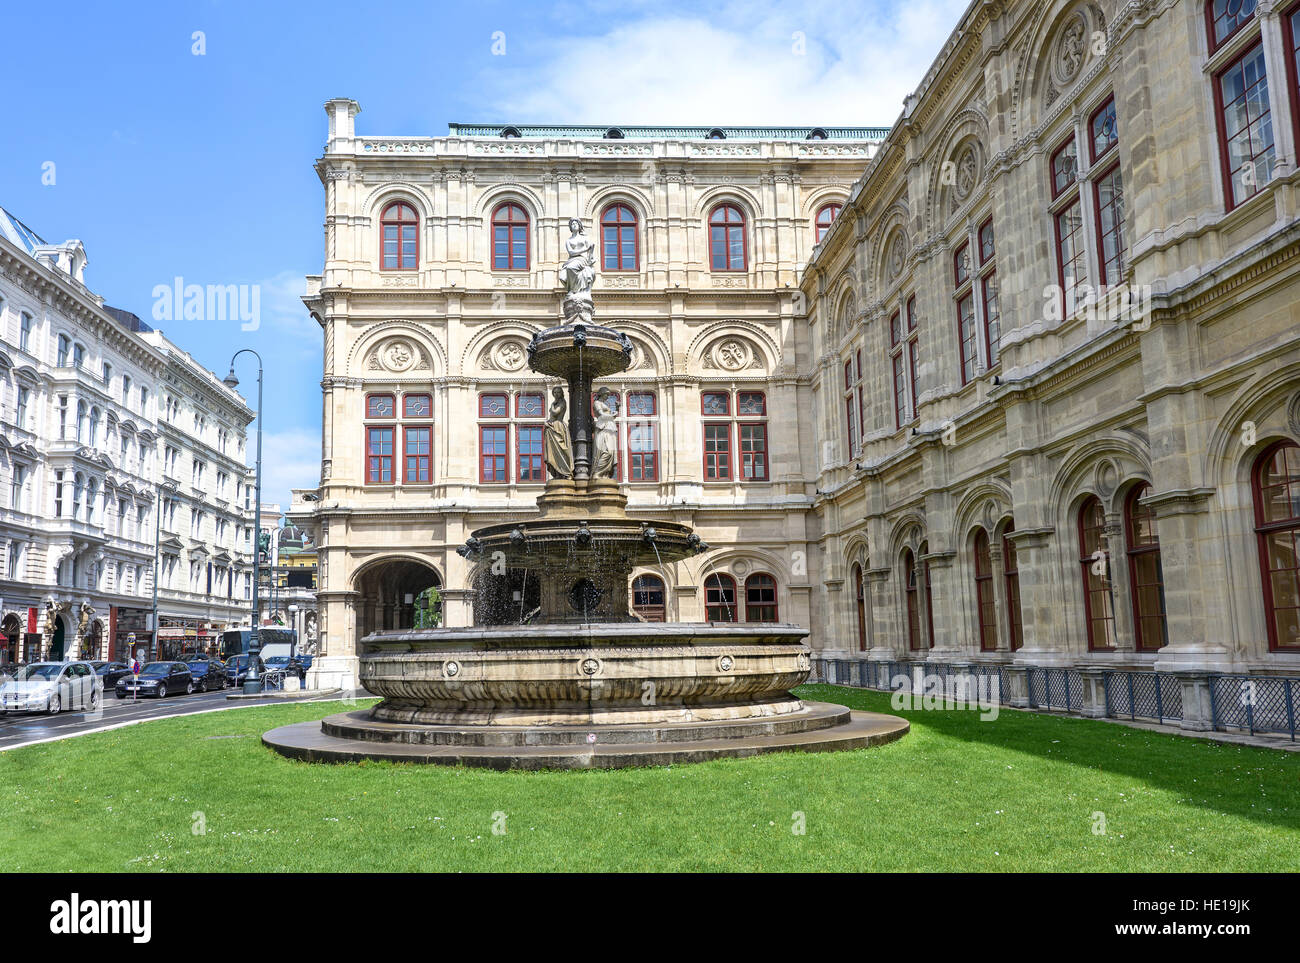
[592,387,618,479]
[544,386,573,479]
[560,217,596,323]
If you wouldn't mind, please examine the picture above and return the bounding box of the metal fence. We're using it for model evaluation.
[807,658,1298,740]
[1209,675,1298,741]
[1104,670,1182,724]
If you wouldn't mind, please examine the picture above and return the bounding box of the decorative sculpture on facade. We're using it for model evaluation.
[592,386,618,479]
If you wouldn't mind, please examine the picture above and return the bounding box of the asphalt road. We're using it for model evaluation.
[0,686,300,751]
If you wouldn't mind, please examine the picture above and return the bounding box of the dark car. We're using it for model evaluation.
[263,655,306,682]
[226,654,251,687]
[185,659,229,692]
[92,661,134,687]
[180,650,213,662]
[115,662,193,699]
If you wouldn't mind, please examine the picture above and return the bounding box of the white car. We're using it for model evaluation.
[0,662,102,715]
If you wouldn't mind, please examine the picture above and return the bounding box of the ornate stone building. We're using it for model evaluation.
[802,0,1300,677]
[292,107,883,687]
[296,0,1300,689]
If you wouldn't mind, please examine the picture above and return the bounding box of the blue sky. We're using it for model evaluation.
[4,0,967,507]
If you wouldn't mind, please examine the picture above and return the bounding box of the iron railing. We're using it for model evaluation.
[1104,670,1183,724]
[1209,675,1298,741]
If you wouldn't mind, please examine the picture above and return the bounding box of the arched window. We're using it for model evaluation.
[708,204,746,272]
[744,573,778,621]
[1002,523,1024,651]
[57,334,70,367]
[903,549,922,651]
[1125,483,1167,650]
[1078,495,1117,650]
[973,530,997,651]
[600,204,638,271]
[815,203,841,243]
[1253,440,1300,650]
[491,203,529,271]
[380,202,419,270]
[852,563,867,652]
[632,574,666,622]
[704,573,737,622]
[1206,0,1257,51]
[77,401,88,445]
[89,406,101,448]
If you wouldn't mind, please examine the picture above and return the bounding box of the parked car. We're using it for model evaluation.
[0,662,102,715]
[91,661,134,688]
[185,659,229,692]
[263,655,306,682]
[226,654,250,687]
[179,650,213,662]
[115,662,193,699]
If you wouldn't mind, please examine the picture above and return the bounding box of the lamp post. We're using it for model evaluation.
[223,349,264,694]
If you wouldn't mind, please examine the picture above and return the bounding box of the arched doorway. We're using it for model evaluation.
[1,614,20,665]
[87,620,105,661]
[50,617,66,661]
[354,558,443,641]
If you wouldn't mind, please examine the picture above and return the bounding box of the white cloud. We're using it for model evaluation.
[252,268,319,347]
[256,427,322,509]
[482,0,971,126]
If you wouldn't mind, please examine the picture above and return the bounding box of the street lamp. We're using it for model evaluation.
[223,349,264,694]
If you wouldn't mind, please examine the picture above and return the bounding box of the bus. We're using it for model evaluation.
[219,627,298,662]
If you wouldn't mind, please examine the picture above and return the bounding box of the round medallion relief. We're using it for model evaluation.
[712,339,752,371]
[718,655,734,673]
[496,340,526,371]
[381,339,417,373]
[443,660,460,678]
[1053,13,1088,87]
[580,658,601,676]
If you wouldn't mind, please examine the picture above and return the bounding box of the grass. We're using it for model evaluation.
[1,684,1298,872]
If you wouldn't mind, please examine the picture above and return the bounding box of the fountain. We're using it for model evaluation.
[264,218,907,768]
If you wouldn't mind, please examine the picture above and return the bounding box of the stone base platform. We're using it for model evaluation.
[262,701,908,770]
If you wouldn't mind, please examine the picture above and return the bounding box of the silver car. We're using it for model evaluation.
[0,662,102,715]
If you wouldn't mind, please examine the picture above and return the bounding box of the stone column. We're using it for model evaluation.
[1173,670,1215,732]
[922,550,960,660]
[1007,527,1071,666]
[864,567,898,662]
[1077,666,1108,718]
[1148,490,1232,673]
[987,538,1011,654]
[1104,513,1136,655]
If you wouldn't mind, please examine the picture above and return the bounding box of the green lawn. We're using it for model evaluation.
[2,684,1297,872]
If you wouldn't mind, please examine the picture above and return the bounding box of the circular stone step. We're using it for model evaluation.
[262,702,908,770]
[321,701,852,747]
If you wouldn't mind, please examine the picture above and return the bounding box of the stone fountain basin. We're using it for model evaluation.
[528,323,631,381]
[358,622,812,726]
[464,517,702,567]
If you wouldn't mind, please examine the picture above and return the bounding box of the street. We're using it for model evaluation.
[0,687,308,751]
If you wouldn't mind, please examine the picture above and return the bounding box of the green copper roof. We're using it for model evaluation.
[448,124,889,141]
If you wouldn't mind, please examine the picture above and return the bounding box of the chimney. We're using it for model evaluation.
[324,98,361,153]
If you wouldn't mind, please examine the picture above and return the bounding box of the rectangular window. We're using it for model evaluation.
[15,387,28,428]
[403,426,431,483]
[1089,97,1118,162]
[366,394,395,419]
[1207,0,1258,50]
[701,391,729,416]
[1216,42,1276,209]
[516,425,545,482]
[1094,164,1126,285]
[366,427,394,483]
[892,355,907,431]
[627,392,655,417]
[10,464,25,512]
[628,422,658,481]
[957,293,978,385]
[703,424,731,480]
[737,392,766,416]
[953,242,970,286]
[1050,138,1079,199]
[907,341,919,423]
[1290,6,1300,146]
[1055,200,1090,314]
[978,219,995,266]
[739,424,768,480]
[480,426,508,482]
[479,394,508,418]
[982,274,1001,367]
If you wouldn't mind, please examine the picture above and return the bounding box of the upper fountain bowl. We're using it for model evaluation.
[528,323,633,381]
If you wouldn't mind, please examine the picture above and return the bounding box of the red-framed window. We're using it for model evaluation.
[889,297,919,429]
[701,390,767,481]
[903,549,922,651]
[708,204,747,271]
[601,204,638,271]
[366,427,394,484]
[1050,137,1079,200]
[516,393,544,419]
[974,529,997,651]
[979,220,1000,368]
[380,202,418,271]
[366,393,395,419]
[744,573,778,621]
[978,218,995,266]
[479,426,508,482]
[1125,483,1167,650]
[491,203,529,270]
[853,563,867,652]
[480,393,508,418]
[1094,164,1126,285]
[403,426,431,483]
[402,393,432,419]
[922,544,936,649]
[626,391,659,482]
[1089,96,1118,163]
[705,573,738,622]
[739,424,768,481]
[1206,0,1258,52]
[516,425,546,482]
[844,350,863,457]
[1214,41,1276,210]
[1002,524,1024,651]
[1054,200,1090,314]
[632,574,666,622]
[1253,440,1300,650]
[957,292,978,385]
[703,423,731,480]
[1287,3,1300,151]
[1078,495,1117,651]
[814,203,841,243]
